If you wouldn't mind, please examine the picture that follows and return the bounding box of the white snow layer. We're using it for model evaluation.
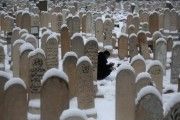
[60,109,87,120]
[136,86,162,105]
[63,51,78,60]
[28,48,46,58]
[146,60,163,72]
[13,39,25,46]
[136,72,151,83]
[76,56,92,66]
[131,54,145,64]
[164,93,180,116]
[117,63,135,74]
[47,33,58,43]
[0,71,12,80]
[4,77,26,91]
[42,68,69,85]
[20,42,35,54]
[156,38,167,44]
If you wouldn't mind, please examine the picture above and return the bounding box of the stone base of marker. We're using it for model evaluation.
[28,99,40,114]
[84,108,97,119]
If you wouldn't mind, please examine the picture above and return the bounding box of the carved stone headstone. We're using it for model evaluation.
[45,34,59,69]
[71,33,84,58]
[155,38,167,74]
[103,18,113,46]
[118,33,128,59]
[85,37,98,81]
[135,86,163,120]
[41,68,69,120]
[21,11,31,32]
[76,56,95,109]
[149,11,159,34]
[129,33,138,58]
[72,16,80,34]
[95,18,103,43]
[61,24,70,58]
[147,60,163,93]
[28,48,46,99]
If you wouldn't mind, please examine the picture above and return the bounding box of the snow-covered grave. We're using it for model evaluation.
[0,0,180,120]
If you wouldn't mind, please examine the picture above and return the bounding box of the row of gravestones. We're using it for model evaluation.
[0,54,97,120]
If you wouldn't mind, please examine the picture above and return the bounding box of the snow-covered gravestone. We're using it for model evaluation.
[71,33,84,58]
[41,30,51,51]
[86,12,93,33]
[45,34,59,69]
[129,33,138,58]
[103,18,113,46]
[12,39,25,77]
[4,78,27,120]
[171,42,180,84]
[0,71,11,120]
[11,27,21,46]
[41,68,69,120]
[164,93,180,120]
[152,31,162,57]
[28,48,46,99]
[19,43,35,85]
[61,24,70,58]
[137,31,150,59]
[16,10,23,28]
[116,64,135,120]
[19,29,28,37]
[72,16,80,34]
[155,38,167,74]
[128,24,136,35]
[40,11,49,27]
[76,56,95,110]
[0,44,5,71]
[66,15,73,37]
[56,13,63,32]
[82,14,87,33]
[25,34,38,48]
[147,60,163,93]
[85,37,98,81]
[126,14,133,31]
[95,18,104,43]
[170,9,178,31]
[131,54,146,76]
[164,8,171,30]
[141,12,149,23]
[159,13,164,29]
[132,16,140,33]
[167,36,173,51]
[51,12,58,32]
[31,14,39,27]
[21,11,31,32]
[135,72,152,96]
[149,11,159,34]
[118,33,128,59]
[4,15,14,33]
[60,109,88,120]
[135,86,163,120]
[63,52,78,98]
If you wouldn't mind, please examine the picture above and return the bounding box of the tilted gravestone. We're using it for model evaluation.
[41,68,69,120]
